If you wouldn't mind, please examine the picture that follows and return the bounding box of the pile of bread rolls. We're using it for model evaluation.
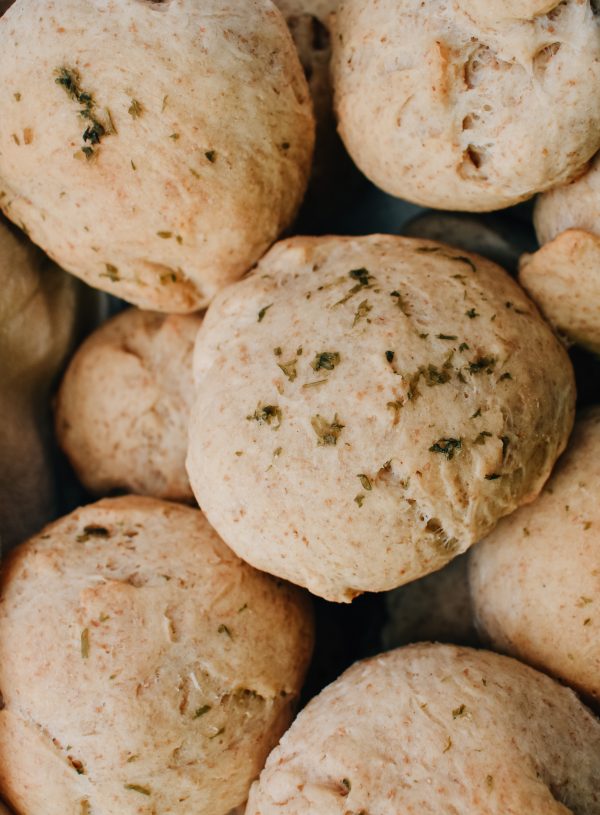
[0,1,599,813]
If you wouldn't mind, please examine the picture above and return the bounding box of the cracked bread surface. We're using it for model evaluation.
[0,496,313,815]
[55,308,201,502]
[246,643,600,815]
[331,0,600,211]
[186,234,574,601]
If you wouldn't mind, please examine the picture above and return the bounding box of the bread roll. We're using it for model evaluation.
[0,496,313,815]
[0,0,314,312]
[331,0,600,211]
[470,409,600,705]
[56,308,200,502]
[535,153,600,246]
[247,643,600,814]
[187,234,575,601]
[519,229,600,355]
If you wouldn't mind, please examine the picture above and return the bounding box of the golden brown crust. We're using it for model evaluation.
[187,234,575,601]
[247,643,600,814]
[519,229,600,354]
[470,409,600,705]
[332,0,600,211]
[0,0,314,311]
[55,308,201,501]
[0,496,314,815]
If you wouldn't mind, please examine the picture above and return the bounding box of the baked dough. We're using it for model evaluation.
[458,0,563,25]
[246,643,600,814]
[56,308,201,502]
[519,229,600,354]
[535,153,600,246]
[470,409,600,706]
[0,0,314,312]
[331,0,600,211]
[187,234,575,601]
[0,496,313,815]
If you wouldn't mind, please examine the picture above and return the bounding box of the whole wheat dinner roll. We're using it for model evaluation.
[535,153,600,246]
[56,308,201,502]
[0,496,313,815]
[0,0,314,313]
[526,153,600,353]
[246,643,600,814]
[470,409,600,705]
[331,0,600,212]
[186,234,575,602]
[519,230,600,355]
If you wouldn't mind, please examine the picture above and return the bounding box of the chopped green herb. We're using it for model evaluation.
[387,401,404,423]
[209,727,225,740]
[385,350,395,363]
[311,351,340,372]
[277,359,298,382]
[273,347,282,356]
[170,133,180,140]
[349,268,372,287]
[390,290,411,316]
[218,624,232,638]
[430,438,462,461]
[341,778,351,795]
[194,705,211,718]
[247,405,282,429]
[354,494,365,507]
[443,736,453,753]
[157,231,172,239]
[485,473,501,480]
[458,342,469,352]
[468,356,496,374]
[205,150,217,162]
[128,99,144,119]
[102,263,120,282]
[357,474,372,491]
[258,304,273,323]
[471,408,482,419]
[437,334,457,341]
[311,414,345,446]
[124,784,151,796]
[353,299,372,326]
[81,628,90,659]
[486,775,494,790]
[465,308,479,319]
[452,704,467,719]
[55,66,113,159]
[302,379,327,389]
[474,431,492,445]
[498,372,512,381]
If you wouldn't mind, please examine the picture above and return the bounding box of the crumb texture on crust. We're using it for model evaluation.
[0,0,314,312]
[470,409,600,706]
[332,0,600,211]
[519,229,600,354]
[247,643,600,815]
[56,308,201,501]
[0,496,313,815]
[187,234,575,602]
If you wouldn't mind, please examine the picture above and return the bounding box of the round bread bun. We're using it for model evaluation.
[519,229,600,355]
[534,153,600,246]
[56,308,201,502]
[246,643,600,814]
[0,0,314,313]
[331,0,600,211]
[186,234,575,602]
[0,496,313,815]
[470,409,600,706]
